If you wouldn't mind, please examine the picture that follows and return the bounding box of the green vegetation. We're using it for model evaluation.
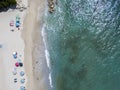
[0,0,17,10]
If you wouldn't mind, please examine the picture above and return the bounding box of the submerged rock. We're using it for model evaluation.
[48,0,55,13]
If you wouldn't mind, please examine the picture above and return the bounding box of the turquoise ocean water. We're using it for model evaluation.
[42,0,120,90]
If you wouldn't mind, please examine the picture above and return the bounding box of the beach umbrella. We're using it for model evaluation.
[19,63,23,67]
[16,15,20,21]
[20,71,25,76]
[15,62,19,67]
[20,86,26,90]
[13,54,17,59]
[12,70,17,75]
[9,20,14,27]
[20,78,25,84]
[16,22,20,27]
[16,20,20,23]
[12,67,17,75]
[13,51,17,59]
[13,51,17,55]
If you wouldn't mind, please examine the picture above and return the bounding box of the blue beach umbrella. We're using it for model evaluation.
[16,22,20,27]
[20,78,25,84]
[20,86,26,90]
[20,71,25,76]
[13,54,17,59]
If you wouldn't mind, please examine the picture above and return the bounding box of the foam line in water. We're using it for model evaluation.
[49,73,53,88]
[45,49,51,69]
[41,24,47,49]
[41,24,53,88]
[41,24,51,69]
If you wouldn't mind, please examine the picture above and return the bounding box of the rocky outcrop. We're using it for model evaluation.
[48,0,57,13]
[16,0,27,11]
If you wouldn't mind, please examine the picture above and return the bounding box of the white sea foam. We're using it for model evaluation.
[41,1,54,87]
[41,24,53,88]
[49,73,53,88]
[45,49,51,69]
[41,24,51,69]
[41,24,47,50]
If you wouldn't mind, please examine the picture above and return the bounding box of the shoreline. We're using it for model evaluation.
[22,0,51,90]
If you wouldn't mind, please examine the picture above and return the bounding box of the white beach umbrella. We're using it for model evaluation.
[12,67,17,75]
[12,70,17,75]
[13,51,17,55]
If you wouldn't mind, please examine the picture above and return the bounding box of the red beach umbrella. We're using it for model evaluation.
[15,62,19,67]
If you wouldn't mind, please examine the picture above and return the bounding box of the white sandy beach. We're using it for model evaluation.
[0,11,26,90]
[22,0,51,90]
[0,0,27,90]
[0,0,50,90]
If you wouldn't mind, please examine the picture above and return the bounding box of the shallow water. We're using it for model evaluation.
[43,0,120,90]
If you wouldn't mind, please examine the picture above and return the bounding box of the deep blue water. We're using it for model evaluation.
[43,0,120,90]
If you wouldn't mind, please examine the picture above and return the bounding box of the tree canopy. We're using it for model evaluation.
[0,0,17,10]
